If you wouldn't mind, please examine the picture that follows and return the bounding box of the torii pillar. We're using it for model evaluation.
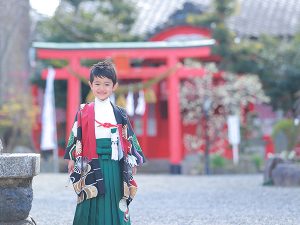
[66,58,81,139]
[168,57,182,174]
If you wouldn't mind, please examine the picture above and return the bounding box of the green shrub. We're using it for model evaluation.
[251,154,263,171]
[272,119,300,152]
[210,153,227,169]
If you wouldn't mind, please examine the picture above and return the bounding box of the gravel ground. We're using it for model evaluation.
[31,173,300,225]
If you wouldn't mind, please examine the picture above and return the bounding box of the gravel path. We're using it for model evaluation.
[31,173,300,225]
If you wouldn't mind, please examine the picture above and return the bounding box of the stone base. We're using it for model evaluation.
[0,153,40,224]
[272,163,300,186]
[0,216,36,225]
[0,182,33,221]
[263,156,300,186]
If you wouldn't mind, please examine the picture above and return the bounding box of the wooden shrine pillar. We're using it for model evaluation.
[167,57,182,174]
[66,58,81,139]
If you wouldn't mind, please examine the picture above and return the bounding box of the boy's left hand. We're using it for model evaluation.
[132,166,137,175]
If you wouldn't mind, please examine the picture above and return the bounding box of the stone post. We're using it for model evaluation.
[0,153,40,225]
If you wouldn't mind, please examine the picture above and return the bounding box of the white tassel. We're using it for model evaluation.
[135,90,145,115]
[111,130,119,160]
[116,127,124,160]
[126,91,135,116]
[127,155,137,167]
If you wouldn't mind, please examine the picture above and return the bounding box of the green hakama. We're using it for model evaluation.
[73,138,131,225]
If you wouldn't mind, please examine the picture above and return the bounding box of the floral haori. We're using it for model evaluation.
[64,102,145,205]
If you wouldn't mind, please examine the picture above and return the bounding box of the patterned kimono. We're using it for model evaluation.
[64,98,145,225]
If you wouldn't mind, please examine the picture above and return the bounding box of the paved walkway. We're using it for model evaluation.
[31,174,300,225]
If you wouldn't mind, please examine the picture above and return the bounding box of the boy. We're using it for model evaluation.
[64,60,145,225]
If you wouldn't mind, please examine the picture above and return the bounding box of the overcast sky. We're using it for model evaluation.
[30,0,60,16]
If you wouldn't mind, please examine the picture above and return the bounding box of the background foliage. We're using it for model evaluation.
[187,0,300,114]
[35,0,140,42]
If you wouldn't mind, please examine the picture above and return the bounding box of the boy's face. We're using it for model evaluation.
[89,76,117,101]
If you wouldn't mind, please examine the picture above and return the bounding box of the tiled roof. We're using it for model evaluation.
[130,0,211,38]
[228,0,300,38]
[130,0,300,38]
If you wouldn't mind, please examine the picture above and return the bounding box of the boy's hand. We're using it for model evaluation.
[67,160,75,173]
[132,166,137,175]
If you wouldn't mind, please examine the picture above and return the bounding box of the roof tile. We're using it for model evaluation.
[130,0,300,38]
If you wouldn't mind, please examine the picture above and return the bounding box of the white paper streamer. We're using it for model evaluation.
[126,91,135,116]
[135,90,146,115]
[40,67,57,151]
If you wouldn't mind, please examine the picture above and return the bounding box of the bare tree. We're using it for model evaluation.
[0,0,30,101]
[0,0,32,151]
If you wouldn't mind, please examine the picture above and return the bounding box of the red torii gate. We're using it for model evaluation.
[33,40,215,173]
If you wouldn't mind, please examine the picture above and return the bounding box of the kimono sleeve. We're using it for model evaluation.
[64,111,79,161]
[124,113,146,166]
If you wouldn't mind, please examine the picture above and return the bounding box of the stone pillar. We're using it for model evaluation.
[0,153,40,225]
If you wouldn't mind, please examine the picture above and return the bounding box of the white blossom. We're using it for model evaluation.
[180,63,269,152]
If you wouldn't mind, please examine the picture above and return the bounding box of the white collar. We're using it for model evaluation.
[95,97,111,106]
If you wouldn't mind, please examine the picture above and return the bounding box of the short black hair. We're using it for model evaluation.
[90,60,117,85]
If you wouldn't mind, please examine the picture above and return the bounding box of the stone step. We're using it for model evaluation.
[137,159,170,174]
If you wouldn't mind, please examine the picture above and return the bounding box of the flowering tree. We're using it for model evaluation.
[180,63,269,173]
